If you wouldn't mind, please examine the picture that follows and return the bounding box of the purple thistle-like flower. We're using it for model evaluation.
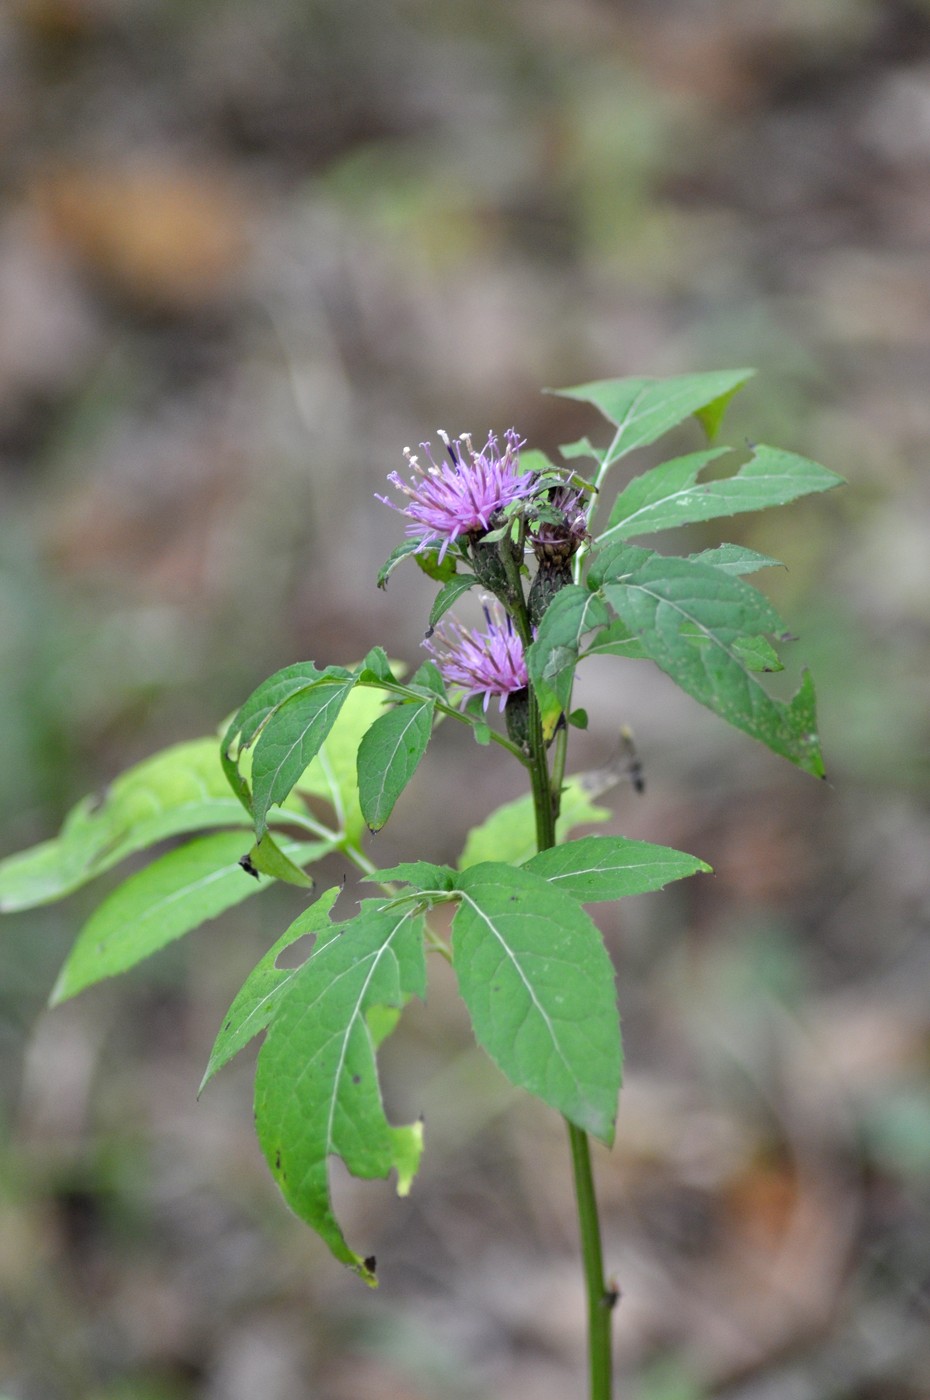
[377,427,537,560]
[424,601,528,712]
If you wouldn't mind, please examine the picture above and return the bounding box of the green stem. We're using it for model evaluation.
[509,580,614,1399]
[567,1121,615,1399]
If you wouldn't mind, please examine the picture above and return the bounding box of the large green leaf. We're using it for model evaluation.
[593,546,825,776]
[0,739,253,913]
[523,835,710,901]
[601,445,844,545]
[50,832,321,1004]
[452,862,621,1143]
[553,369,755,470]
[357,699,435,832]
[251,673,358,836]
[458,777,611,869]
[295,682,398,845]
[200,886,343,1092]
[254,901,426,1283]
[525,587,610,737]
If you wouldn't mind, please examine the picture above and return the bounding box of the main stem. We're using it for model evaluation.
[506,552,615,1400]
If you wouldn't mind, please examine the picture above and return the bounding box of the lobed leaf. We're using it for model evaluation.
[50,832,321,1004]
[523,834,710,902]
[254,900,426,1283]
[452,862,621,1143]
[552,369,755,470]
[364,862,456,892]
[200,886,342,1092]
[594,546,825,776]
[601,444,845,545]
[357,699,435,832]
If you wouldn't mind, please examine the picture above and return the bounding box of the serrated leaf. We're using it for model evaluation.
[553,369,755,469]
[688,545,783,576]
[581,616,648,662]
[0,739,254,913]
[364,862,456,891]
[407,659,446,698]
[357,699,435,831]
[226,662,329,753]
[50,832,319,1004]
[731,635,784,673]
[428,575,475,630]
[357,647,395,683]
[251,674,358,836]
[254,901,426,1282]
[597,547,825,776]
[377,537,422,588]
[458,777,610,870]
[526,587,610,736]
[200,887,342,1092]
[452,862,621,1142]
[523,835,710,901]
[601,444,844,545]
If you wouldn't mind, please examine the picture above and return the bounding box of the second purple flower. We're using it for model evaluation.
[424,601,528,713]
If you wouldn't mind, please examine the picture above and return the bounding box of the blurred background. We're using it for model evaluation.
[1,1,929,1397]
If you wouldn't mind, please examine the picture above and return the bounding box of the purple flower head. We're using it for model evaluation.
[424,600,528,712]
[378,428,537,560]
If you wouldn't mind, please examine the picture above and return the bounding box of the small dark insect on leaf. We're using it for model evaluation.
[620,726,645,794]
[364,1255,377,1275]
[239,854,260,880]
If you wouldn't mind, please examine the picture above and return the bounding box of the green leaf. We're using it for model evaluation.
[294,683,394,845]
[452,862,621,1142]
[581,616,648,662]
[596,547,825,776]
[200,887,342,1092]
[458,777,610,870]
[50,832,319,1004]
[552,369,755,469]
[526,587,610,737]
[407,659,446,698]
[254,900,426,1282]
[687,545,782,576]
[377,538,422,588]
[225,662,329,753]
[415,548,458,583]
[428,575,475,629]
[523,835,710,902]
[251,673,358,836]
[731,635,784,673]
[601,444,844,544]
[364,862,456,891]
[244,832,317,887]
[0,739,253,913]
[357,647,395,683]
[357,699,435,832]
